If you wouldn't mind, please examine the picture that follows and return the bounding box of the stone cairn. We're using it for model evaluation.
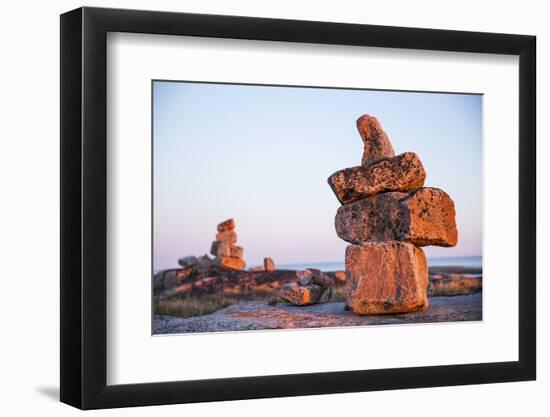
[249,257,277,272]
[328,114,458,315]
[210,218,246,271]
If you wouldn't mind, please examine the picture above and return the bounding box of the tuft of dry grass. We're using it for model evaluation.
[429,266,482,274]
[154,294,236,318]
[428,277,482,296]
[154,291,278,318]
[154,284,348,318]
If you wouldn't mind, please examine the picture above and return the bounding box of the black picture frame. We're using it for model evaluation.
[60,6,536,410]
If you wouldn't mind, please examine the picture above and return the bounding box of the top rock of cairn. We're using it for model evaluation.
[328,114,457,316]
[357,114,395,166]
[217,218,235,232]
[328,115,427,205]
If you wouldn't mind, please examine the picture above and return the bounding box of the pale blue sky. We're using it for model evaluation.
[153,81,482,270]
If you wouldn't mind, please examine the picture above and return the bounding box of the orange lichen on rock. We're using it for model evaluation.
[279,282,318,305]
[401,187,458,247]
[218,256,246,271]
[334,271,347,283]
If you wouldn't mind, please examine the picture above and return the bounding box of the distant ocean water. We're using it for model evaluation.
[154,256,482,274]
[426,256,482,268]
[277,256,482,272]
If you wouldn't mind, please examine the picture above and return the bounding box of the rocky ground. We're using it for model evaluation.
[153,292,482,334]
[155,267,480,299]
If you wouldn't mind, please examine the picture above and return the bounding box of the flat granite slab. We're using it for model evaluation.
[153,293,482,334]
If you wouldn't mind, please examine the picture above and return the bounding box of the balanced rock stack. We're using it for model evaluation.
[210,218,246,271]
[328,115,458,315]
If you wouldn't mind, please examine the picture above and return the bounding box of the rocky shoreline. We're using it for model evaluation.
[154,267,481,299]
[153,266,482,334]
[154,268,347,299]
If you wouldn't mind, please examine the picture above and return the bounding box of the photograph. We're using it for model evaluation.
[0,0,542,414]
[152,81,483,335]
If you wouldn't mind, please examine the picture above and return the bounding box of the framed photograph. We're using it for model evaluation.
[60,6,536,409]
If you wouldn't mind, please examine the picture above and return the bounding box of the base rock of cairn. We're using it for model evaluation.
[346,242,428,314]
[210,218,246,271]
[328,114,458,315]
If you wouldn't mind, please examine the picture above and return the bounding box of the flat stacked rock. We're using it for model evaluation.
[279,269,333,306]
[328,152,426,204]
[210,218,246,271]
[328,114,458,315]
[335,188,457,247]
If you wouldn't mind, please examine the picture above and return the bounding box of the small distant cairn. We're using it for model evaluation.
[264,257,276,271]
[210,218,246,271]
[279,268,333,306]
[249,257,276,272]
[328,114,458,315]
